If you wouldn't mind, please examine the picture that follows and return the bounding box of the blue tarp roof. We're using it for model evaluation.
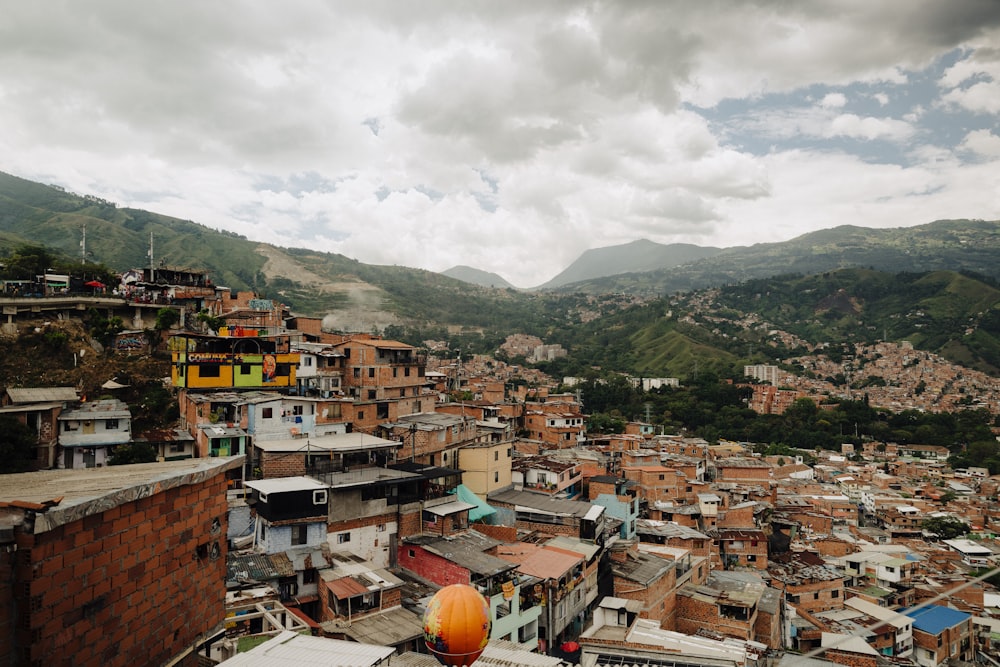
[903,605,971,635]
[453,484,496,522]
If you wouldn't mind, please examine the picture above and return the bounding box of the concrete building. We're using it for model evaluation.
[56,398,132,469]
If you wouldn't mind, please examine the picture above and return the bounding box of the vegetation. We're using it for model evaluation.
[108,442,158,465]
[0,415,38,473]
[920,515,969,540]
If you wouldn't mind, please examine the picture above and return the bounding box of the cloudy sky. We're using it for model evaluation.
[2,1,999,287]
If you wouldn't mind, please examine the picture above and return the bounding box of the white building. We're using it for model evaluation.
[57,398,131,469]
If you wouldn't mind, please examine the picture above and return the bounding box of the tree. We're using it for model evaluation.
[108,443,157,466]
[155,308,181,332]
[0,416,36,473]
[921,516,969,540]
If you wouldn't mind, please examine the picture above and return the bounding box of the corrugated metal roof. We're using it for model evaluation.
[322,605,424,645]
[497,543,582,579]
[221,630,394,666]
[327,575,369,599]
[227,552,296,583]
[904,604,971,634]
[5,387,79,403]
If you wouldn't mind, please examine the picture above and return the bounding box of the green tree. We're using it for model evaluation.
[108,442,158,466]
[0,415,36,473]
[921,515,969,540]
[155,308,181,332]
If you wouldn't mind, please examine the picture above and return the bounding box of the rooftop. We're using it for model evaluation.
[0,456,243,533]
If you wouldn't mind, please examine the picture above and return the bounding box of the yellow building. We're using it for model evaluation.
[170,332,299,390]
[458,440,513,500]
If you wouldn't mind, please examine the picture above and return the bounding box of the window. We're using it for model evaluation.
[292,525,308,545]
[813,592,819,600]
[376,524,386,532]
[313,490,327,505]
[831,590,840,598]
[337,532,351,544]
[353,368,360,378]
[368,389,376,400]
[404,367,410,377]
[659,474,665,480]
[303,568,317,584]
[357,411,364,420]
[408,549,416,558]
[494,471,499,483]
[200,365,220,377]
[368,368,375,378]
[105,419,119,429]
[240,363,251,374]
[494,451,499,461]
[293,405,304,416]
[262,408,273,418]
[393,367,398,377]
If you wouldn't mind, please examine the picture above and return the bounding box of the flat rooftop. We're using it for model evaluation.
[0,456,244,533]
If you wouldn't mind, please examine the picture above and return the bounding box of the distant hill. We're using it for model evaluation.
[547,267,1000,377]
[537,239,723,289]
[441,265,515,289]
[548,220,1000,295]
[3,168,1000,369]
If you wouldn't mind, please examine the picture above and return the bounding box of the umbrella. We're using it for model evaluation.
[84,280,105,288]
[561,641,580,653]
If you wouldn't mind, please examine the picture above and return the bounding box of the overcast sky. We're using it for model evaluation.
[2,1,999,288]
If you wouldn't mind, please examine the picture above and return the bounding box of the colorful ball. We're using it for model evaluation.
[423,584,492,666]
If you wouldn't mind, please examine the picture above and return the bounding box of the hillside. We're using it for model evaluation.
[544,268,1000,378]
[3,170,1000,361]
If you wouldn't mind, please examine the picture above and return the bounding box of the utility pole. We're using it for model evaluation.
[80,224,87,264]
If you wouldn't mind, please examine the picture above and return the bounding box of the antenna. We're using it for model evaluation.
[80,224,87,264]
[148,232,155,282]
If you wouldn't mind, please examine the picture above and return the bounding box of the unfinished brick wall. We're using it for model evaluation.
[6,472,230,667]
[259,450,307,478]
[471,523,517,543]
[676,593,755,641]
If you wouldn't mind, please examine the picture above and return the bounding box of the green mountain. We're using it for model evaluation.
[551,220,1000,295]
[2,169,1000,380]
[537,239,723,289]
[441,265,516,289]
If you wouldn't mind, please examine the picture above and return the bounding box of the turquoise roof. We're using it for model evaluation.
[454,484,496,522]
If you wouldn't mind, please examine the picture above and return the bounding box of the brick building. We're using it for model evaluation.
[905,604,973,666]
[676,572,766,643]
[607,541,678,629]
[0,457,241,666]
[710,529,769,570]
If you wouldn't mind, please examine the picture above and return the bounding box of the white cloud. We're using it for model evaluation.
[826,114,916,141]
[0,1,997,289]
[820,93,848,109]
[959,129,1000,157]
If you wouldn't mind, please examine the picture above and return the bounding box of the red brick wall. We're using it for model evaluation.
[398,544,471,587]
[471,524,517,543]
[784,578,845,613]
[259,450,307,478]
[6,472,229,666]
[676,594,754,641]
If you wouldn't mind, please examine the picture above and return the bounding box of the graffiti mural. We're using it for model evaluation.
[115,336,146,351]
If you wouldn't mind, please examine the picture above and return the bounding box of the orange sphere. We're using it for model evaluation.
[423,584,492,666]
